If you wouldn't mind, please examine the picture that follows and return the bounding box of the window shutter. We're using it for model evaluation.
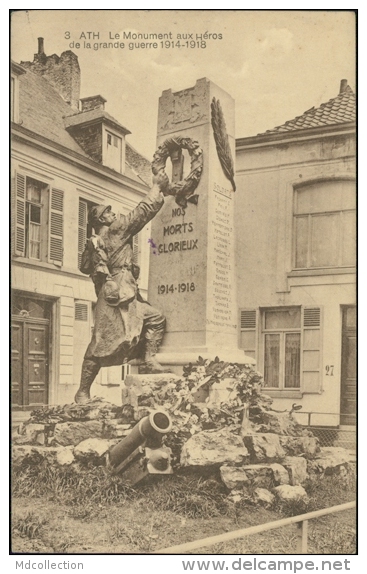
[78,199,88,269]
[240,309,257,359]
[302,306,322,393]
[14,172,26,256]
[133,233,139,265]
[48,189,64,265]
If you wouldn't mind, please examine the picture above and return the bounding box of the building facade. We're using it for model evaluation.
[11,40,153,413]
[235,81,356,426]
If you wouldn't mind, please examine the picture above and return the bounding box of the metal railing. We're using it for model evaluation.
[154,501,356,554]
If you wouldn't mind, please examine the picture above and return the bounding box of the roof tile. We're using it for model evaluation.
[260,84,355,135]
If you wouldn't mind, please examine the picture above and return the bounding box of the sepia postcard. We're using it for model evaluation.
[10,9,356,565]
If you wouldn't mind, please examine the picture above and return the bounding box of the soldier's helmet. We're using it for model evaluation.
[88,205,111,227]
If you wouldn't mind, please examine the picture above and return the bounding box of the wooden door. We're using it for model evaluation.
[11,322,23,407]
[340,306,356,425]
[25,322,49,406]
[11,319,49,408]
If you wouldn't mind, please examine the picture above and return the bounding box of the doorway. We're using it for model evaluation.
[11,294,51,408]
[340,306,356,425]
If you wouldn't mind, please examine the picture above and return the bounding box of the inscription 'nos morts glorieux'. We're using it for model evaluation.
[158,207,199,254]
[154,187,235,332]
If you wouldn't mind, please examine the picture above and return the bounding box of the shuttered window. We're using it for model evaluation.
[78,199,88,269]
[12,173,58,263]
[262,308,301,390]
[48,189,64,265]
[239,309,257,359]
[302,307,322,393]
[78,198,98,270]
[240,306,322,394]
[13,172,26,256]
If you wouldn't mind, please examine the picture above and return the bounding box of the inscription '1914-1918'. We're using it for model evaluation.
[158,283,195,294]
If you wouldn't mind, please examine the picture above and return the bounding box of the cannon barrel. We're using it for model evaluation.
[109,410,172,468]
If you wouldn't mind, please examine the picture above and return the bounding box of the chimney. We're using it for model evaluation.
[38,37,44,55]
[20,39,81,110]
[339,79,348,94]
[80,95,107,112]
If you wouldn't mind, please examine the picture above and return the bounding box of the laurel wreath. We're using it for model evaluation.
[211,97,236,191]
[152,136,203,208]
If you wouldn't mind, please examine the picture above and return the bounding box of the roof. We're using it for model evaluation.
[126,143,152,187]
[14,67,148,186]
[11,60,26,76]
[17,68,90,157]
[259,83,356,136]
[64,108,131,136]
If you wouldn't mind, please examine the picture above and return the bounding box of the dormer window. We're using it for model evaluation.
[64,94,130,174]
[105,129,122,172]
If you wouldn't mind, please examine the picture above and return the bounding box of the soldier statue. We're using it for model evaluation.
[74,171,170,404]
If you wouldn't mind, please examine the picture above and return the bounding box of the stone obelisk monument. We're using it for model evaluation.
[148,78,255,372]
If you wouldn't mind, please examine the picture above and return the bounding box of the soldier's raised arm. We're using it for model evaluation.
[111,170,169,239]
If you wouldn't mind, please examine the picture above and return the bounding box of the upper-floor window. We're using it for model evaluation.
[105,130,122,172]
[12,172,64,265]
[25,179,44,260]
[293,180,356,269]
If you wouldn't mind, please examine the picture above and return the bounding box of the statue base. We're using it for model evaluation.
[153,348,256,376]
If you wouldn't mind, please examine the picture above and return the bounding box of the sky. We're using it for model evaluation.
[11,9,356,160]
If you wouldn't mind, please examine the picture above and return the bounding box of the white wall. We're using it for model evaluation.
[235,130,356,420]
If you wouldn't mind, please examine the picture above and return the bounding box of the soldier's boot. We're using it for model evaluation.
[74,359,100,404]
[140,338,171,374]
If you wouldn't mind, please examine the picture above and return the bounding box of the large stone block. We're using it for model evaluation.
[103,420,133,439]
[280,436,319,458]
[283,456,308,485]
[181,429,249,467]
[270,463,290,485]
[307,447,356,475]
[124,373,182,389]
[53,420,104,446]
[12,445,67,467]
[253,488,275,507]
[243,433,286,463]
[220,466,251,490]
[220,462,289,490]
[73,438,110,463]
[249,406,306,436]
[29,398,121,424]
[274,484,308,503]
[12,423,46,446]
[56,446,75,466]
[123,374,182,408]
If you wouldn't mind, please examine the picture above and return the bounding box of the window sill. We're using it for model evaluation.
[262,390,303,399]
[12,256,89,279]
[288,267,355,277]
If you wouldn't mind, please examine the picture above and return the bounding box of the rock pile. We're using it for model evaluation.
[12,399,135,468]
[12,357,356,506]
